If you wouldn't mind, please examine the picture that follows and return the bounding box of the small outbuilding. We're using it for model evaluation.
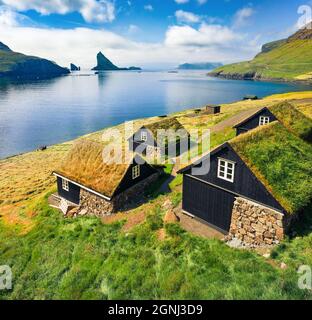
[204,105,221,114]
[129,117,190,158]
[179,121,312,246]
[51,139,160,216]
[243,95,258,100]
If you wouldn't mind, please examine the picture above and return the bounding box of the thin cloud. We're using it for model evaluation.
[233,7,255,28]
[0,0,115,23]
[144,4,154,11]
[175,10,201,24]
[175,0,189,4]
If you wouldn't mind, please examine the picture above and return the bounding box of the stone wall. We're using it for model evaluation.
[227,197,286,247]
[79,189,114,217]
[79,173,159,217]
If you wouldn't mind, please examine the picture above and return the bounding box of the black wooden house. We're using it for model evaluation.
[129,117,190,158]
[178,122,312,241]
[51,140,159,216]
[179,142,282,233]
[233,107,277,136]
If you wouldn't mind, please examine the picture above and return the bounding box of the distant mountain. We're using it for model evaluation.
[209,25,312,81]
[92,52,141,71]
[0,42,69,78]
[178,62,223,70]
[128,66,142,71]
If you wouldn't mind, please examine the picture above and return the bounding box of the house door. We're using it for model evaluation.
[182,175,235,233]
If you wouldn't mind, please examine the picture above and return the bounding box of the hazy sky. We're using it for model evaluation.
[0,0,308,69]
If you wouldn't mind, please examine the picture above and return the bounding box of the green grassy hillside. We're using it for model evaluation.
[210,28,312,81]
[1,195,311,300]
[0,42,69,78]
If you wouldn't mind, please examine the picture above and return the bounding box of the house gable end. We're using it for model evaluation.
[234,108,277,132]
[131,127,157,146]
[188,143,285,212]
[112,155,158,197]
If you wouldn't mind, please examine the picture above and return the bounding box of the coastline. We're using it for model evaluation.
[208,72,312,85]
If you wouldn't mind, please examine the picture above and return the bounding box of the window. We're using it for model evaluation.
[141,131,147,142]
[217,158,235,183]
[132,165,140,179]
[62,178,69,191]
[259,116,270,126]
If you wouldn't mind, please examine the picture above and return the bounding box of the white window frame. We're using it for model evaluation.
[141,131,148,142]
[62,178,69,191]
[132,165,140,180]
[217,158,235,183]
[259,116,270,126]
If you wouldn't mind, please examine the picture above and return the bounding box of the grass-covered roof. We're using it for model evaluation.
[144,117,185,134]
[55,140,135,198]
[230,122,312,214]
[268,102,312,143]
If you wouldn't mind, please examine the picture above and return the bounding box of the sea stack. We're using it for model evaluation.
[70,63,80,71]
[92,52,120,71]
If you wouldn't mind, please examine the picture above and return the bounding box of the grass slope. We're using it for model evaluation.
[211,40,312,81]
[269,102,312,143]
[0,195,311,300]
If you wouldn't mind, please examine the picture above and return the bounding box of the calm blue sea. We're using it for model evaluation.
[0,70,311,159]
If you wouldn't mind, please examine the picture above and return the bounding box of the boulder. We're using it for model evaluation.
[164,210,180,224]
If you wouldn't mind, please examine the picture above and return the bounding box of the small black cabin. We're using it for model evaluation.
[233,107,277,136]
[129,117,190,158]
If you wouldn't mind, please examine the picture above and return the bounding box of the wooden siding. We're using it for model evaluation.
[57,177,81,204]
[183,175,235,232]
[187,144,284,212]
[114,155,159,196]
[236,108,277,135]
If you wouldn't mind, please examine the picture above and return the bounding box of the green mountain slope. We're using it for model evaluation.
[210,27,312,81]
[0,42,69,78]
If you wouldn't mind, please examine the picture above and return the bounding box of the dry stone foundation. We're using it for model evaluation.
[79,173,159,217]
[79,189,115,216]
[226,197,287,247]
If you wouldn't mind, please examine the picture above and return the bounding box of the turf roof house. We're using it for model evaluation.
[129,117,190,158]
[179,122,312,247]
[234,101,312,142]
[51,140,160,216]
